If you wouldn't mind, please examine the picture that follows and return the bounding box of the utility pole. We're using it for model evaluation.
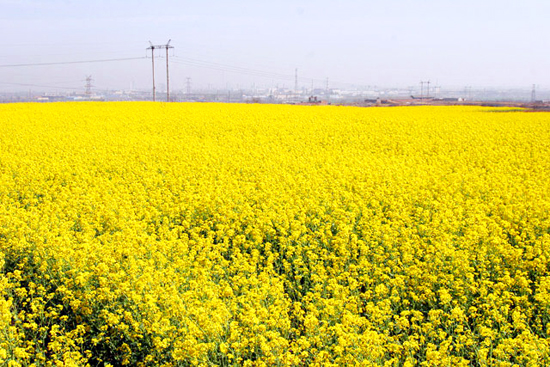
[147,40,173,102]
[148,42,156,101]
[166,42,171,102]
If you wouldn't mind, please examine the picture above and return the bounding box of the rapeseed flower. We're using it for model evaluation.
[0,103,549,365]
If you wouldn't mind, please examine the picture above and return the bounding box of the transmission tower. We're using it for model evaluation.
[531,84,536,103]
[294,68,298,94]
[186,77,191,95]
[85,75,93,96]
[146,40,174,102]
[434,85,441,98]
[426,81,430,98]
[420,80,431,101]
[464,86,472,100]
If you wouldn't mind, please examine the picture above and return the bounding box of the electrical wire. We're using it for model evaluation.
[173,56,370,89]
[0,81,82,90]
[0,81,123,93]
[0,53,371,90]
[0,57,145,68]
[172,58,295,81]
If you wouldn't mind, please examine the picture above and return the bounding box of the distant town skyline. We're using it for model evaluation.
[1,0,549,93]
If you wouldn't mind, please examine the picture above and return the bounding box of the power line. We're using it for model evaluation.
[0,57,145,68]
[175,57,290,77]
[0,52,370,91]
[0,81,83,90]
[0,51,373,92]
[0,81,121,94]
[172,57,294,81]
[173,56,372,89]
[175,57,323,83]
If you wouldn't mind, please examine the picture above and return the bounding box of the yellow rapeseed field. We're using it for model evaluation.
[0,102,549,366]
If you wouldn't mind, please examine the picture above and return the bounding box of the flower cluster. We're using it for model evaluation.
[0,102,549,366]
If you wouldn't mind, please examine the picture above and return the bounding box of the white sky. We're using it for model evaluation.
[1,0,549,92]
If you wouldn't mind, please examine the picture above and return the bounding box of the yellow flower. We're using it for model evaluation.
[1,103,549,366]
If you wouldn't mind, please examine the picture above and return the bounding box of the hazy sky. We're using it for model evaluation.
[1,0,549,92]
